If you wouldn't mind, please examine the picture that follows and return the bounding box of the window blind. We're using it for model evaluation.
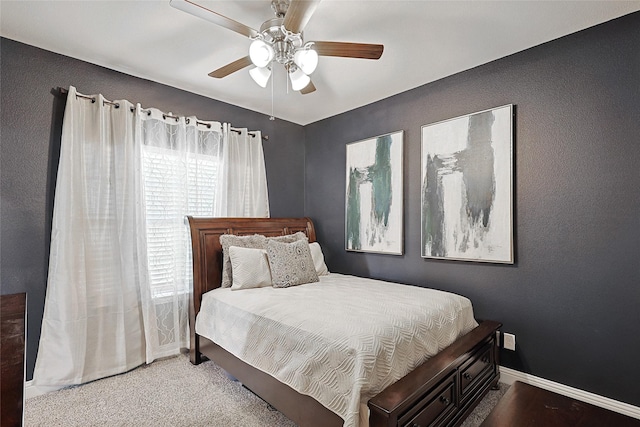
[141,144,220,299]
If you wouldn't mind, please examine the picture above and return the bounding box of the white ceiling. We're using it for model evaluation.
[2,1,639,125]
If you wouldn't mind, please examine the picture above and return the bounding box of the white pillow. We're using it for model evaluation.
[309,242,329,276]
[219,234,267,288]
[228,246,272,290]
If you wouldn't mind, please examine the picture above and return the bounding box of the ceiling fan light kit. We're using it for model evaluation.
[249,66,272,88]
[249,39,275,68]
[288,66,311,91]
[170,0,384,96]
[293,47,318,75]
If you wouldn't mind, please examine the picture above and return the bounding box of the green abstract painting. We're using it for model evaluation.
[421,105,513,263]
[345,131,403,254]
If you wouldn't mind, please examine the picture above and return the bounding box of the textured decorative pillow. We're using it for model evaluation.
[266,239,319,288]
[219,234,267,288]
[228,246,272,290]
[308,242,329,276]
[267,231,307,244]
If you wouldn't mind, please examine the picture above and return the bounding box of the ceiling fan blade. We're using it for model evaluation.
[283,0,321,34]
[208,56,253,78]
[312,41,384,60]
[170,0,259,39]
[300,80,316,95]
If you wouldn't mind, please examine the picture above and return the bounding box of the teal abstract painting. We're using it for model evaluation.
[346,131,403,254]
[421,105,513,263]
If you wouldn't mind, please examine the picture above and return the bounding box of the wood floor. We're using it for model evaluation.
[480,381,640,427]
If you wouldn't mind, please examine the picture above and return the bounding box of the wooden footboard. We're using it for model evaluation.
[368,320,501,427]
[199,319,500,427]
[187,216,501,427]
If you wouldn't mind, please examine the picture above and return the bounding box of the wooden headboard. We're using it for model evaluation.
[186,216,316,363]
[186,216,316,312]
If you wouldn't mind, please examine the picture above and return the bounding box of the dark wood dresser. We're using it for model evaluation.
[1,293,27,427]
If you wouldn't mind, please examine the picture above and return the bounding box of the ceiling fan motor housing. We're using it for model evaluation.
[259,17,303,67]
[259,17,285,42]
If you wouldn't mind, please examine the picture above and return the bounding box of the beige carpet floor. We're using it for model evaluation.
[25,354,508,426]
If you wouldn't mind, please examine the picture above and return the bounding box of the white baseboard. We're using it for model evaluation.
[499,366,640,420]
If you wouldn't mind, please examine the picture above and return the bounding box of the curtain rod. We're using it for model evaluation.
[57,87,268,141]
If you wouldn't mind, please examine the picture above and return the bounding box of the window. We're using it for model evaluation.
[141,122,222,299]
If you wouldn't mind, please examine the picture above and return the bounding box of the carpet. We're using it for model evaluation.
[25,354,508,426]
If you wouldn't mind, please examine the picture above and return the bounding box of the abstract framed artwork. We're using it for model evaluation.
[421,105,514,263]
[345,130,404,255]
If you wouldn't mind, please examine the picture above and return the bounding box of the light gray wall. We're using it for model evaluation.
[304,12,640,407]
[0,38,306,379]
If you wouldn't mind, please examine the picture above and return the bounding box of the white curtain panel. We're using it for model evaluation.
[33,87,147,387]
[216,125,270,217]
[34,87,269,387]
[138,110,224,361]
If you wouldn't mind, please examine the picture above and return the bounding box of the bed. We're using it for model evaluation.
[187,216,501,427]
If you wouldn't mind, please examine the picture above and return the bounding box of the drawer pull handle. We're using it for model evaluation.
[463,372,473,380]
[439,395,451,405]
[411,423,422,427]
[481,356,489,363]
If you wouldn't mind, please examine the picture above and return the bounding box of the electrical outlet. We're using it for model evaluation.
[503,333,516,351]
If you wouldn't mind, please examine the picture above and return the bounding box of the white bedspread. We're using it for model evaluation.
[195,273,477,427]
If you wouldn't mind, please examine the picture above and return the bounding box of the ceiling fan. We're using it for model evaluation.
[169,0,384,94]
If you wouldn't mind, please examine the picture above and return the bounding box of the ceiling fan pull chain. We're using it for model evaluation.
[286,66,290,95]
[269,67,275,121]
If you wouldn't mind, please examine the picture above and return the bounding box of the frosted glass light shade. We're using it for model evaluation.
[289,68,311,91]
[249,67,271,87]
[294,49,318,75]
[249,40,274,68]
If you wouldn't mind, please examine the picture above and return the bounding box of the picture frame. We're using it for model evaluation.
[421,105,514,263]
[345,130,404,255]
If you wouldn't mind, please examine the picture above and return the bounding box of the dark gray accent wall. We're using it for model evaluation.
[3,10,640,408]
[304,12,640,407]
[0,38,305,380]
